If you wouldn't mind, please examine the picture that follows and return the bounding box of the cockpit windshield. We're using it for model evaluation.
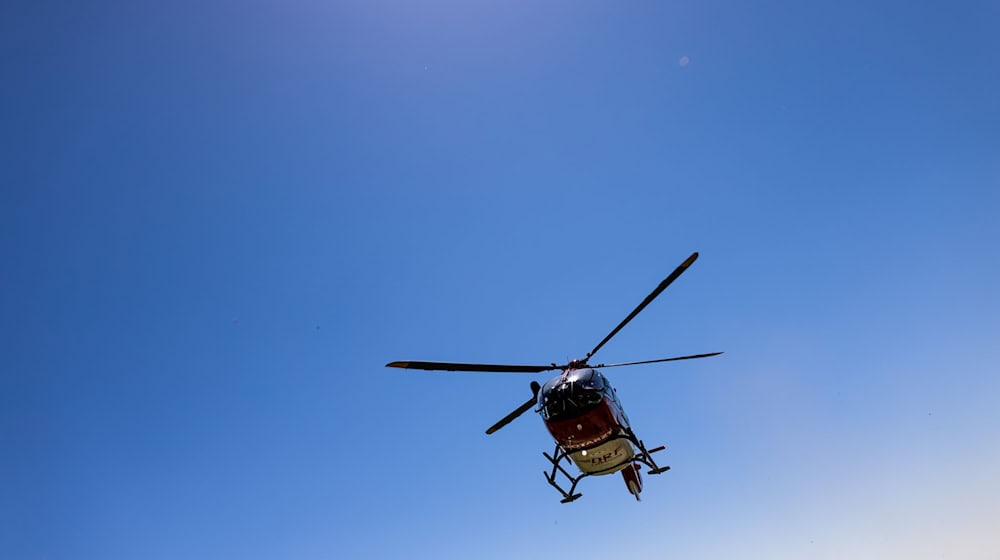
[539,368,608,420]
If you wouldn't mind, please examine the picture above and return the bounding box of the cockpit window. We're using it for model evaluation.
[539,369,607,420]
[582,370,606,391]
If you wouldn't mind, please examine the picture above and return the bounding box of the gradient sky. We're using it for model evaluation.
[3,1,999,559]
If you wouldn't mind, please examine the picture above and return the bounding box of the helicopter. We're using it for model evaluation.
[386,252,722,502]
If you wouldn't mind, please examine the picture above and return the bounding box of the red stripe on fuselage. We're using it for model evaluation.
[543,396,628,451]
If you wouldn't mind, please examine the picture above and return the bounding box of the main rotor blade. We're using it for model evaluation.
[486,381,541,435]
[593,352,723,369]
[386,361,558,373]
[587,252,700,360]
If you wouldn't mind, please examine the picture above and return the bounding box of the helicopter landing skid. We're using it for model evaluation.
[624,427,671,476]
[542,431,671,503]
[542,444,588,503]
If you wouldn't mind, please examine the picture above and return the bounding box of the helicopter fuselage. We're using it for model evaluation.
[538,367,637,476]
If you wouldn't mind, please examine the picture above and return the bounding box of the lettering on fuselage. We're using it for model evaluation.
[570,439,635,475]
[590,446,624,465]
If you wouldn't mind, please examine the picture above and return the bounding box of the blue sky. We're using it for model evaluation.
[2,1,999,558]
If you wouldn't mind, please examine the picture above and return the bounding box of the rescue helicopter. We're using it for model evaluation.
[386,252,721,502]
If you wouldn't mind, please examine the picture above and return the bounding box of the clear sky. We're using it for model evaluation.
[2,1,999,558]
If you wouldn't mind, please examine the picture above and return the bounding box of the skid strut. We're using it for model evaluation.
[627,427,671,475]
[542,443,588,503]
